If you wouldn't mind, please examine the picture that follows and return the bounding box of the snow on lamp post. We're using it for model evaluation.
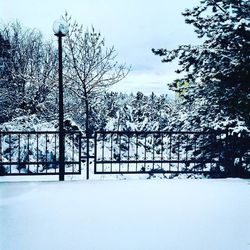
[53,19,69,181]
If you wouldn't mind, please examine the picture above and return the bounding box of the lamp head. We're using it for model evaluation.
[53,18,69,36]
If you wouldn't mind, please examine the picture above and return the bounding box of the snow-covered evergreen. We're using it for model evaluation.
[153,0,250,132]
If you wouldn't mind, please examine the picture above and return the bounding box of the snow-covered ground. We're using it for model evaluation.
[0,178,250,250]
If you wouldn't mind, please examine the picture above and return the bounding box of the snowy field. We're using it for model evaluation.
[0,178,250,250]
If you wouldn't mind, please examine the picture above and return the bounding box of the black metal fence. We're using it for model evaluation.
[0,131,81,175]
[94,131,250,177]
[1,130,249,178]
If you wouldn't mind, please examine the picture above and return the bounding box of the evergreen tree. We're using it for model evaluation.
[131,92,148,127]
[153,0,250,176]
[153,0,250,131]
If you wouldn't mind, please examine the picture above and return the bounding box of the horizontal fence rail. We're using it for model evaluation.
[94,131,250,177]
[0,131,81,176]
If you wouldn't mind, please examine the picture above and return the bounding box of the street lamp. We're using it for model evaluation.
[53,18,69,181]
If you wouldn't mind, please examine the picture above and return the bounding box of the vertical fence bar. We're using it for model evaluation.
[160,133,163,170]
[9,134,11,173]
[152,133,155,170]
[225,130,230,175]
[119,133,122,172]
[94,132,97,174]
[127,134,130,172]
[78,132,81,174]
[45,133,48,173]
[177,134,180,171]
[86,132,90,180]
[37,133,39,173]
[169,133,172,171]
[185,134,188,163]
[18,133,21,173]
[202,132,205,171]
[144,135,147,171]
[136,133,138,172]
[72,133,75,173]
[111,133,113,172]
[27,134,30,173]
[194,135,197,170]
[54,133,57,173]
[102,132,105,173]
[219,133,222,170]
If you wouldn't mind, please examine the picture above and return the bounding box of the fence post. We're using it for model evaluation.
[86,132,90,180]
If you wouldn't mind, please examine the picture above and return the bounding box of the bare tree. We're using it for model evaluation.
[63,14,130,136]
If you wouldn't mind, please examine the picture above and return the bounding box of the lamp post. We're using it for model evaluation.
[53,19,69,181]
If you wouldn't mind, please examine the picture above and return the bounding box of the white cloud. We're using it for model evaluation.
[110,70,176,97]
[0,0,200,96]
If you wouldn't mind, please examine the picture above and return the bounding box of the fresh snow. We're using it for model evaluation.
[1,179,250,250]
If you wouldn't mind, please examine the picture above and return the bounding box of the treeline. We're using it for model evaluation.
[0,15,129,129]
[66,91,172,134]
[0,90,173,134]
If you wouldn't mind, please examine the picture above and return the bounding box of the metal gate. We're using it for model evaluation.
[1,130,249,179]
[0,131,81,176]
[93,131,250,177]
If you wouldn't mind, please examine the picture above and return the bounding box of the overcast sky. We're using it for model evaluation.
[1,0,201,96]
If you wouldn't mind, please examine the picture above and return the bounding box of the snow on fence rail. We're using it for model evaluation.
[94,131,250,177]
[0,131,81,175]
